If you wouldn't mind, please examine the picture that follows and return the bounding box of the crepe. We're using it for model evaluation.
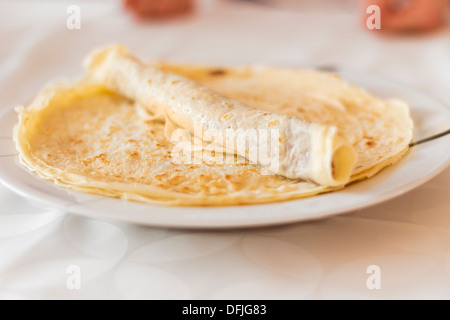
[85,45,356,187]
[14,47,413,206]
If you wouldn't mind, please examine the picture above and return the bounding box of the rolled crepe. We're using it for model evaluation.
[85,45,356,186]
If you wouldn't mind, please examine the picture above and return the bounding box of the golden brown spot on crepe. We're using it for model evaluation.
[169,176,184,185]
[224,102,232,108]
[96,153,107,160]
[222,113,233,120]
[67,137,83,145]
[364,137,376,148]
[181,186,192,193]
[171,80,179,85]
[209,69,227,76]
[263,113,270,116]
[268,120,279,127]
[148,79,152,84]
[82,153,108,166]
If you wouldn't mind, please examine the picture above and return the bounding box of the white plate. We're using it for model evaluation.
[0,73,449,229]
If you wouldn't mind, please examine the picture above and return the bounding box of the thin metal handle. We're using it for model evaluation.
[409,129,450,147]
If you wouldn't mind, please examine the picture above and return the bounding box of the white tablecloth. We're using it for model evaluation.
[0,0,449,300]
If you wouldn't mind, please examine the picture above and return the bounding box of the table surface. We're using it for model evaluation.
[0,0,449,300]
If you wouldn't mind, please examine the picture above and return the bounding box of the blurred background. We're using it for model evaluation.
[1,0,449,112]
[1,0,449,104]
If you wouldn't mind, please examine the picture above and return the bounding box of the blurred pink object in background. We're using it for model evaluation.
[363,0,448,32]
[123,0,194,20]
